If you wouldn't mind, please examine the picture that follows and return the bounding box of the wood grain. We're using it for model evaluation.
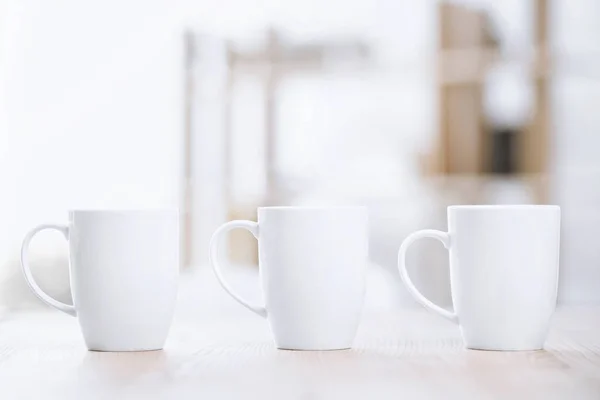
[0,269,599,399]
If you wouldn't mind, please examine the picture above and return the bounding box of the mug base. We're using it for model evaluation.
[277,346,351,351]
[462,328,548,351]
[87,346,164,352]
[465,343,544,352]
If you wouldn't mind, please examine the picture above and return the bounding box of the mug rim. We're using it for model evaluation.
[448,205,559,211]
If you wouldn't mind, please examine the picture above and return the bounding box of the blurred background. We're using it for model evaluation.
[0,0,599,313]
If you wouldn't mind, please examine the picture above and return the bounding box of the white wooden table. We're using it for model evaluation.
[1,269,599,399]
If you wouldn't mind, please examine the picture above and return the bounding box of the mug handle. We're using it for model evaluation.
[209,220,267,318]
[397,229,458,323]
[20,224,77,316]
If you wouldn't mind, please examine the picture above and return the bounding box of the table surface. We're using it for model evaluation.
[1,269,599,400]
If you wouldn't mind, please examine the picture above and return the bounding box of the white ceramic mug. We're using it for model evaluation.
[398,205,561,351]
[21,210,179,351]
[210,206,368,350]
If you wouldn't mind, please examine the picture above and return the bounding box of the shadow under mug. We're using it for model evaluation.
[210,206,368,351]
[398,205,561,351]
[20,210,179,351]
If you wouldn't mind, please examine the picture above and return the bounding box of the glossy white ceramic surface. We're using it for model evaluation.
[21,210,179,351]
[210,206,368,350]
[398,205,561,351]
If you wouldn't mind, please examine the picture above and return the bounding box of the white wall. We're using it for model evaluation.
[1,0,186,263]
[551,0,600,304]
[5,0,598,307]
[0,0,438,265]
[0,0,438,311]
